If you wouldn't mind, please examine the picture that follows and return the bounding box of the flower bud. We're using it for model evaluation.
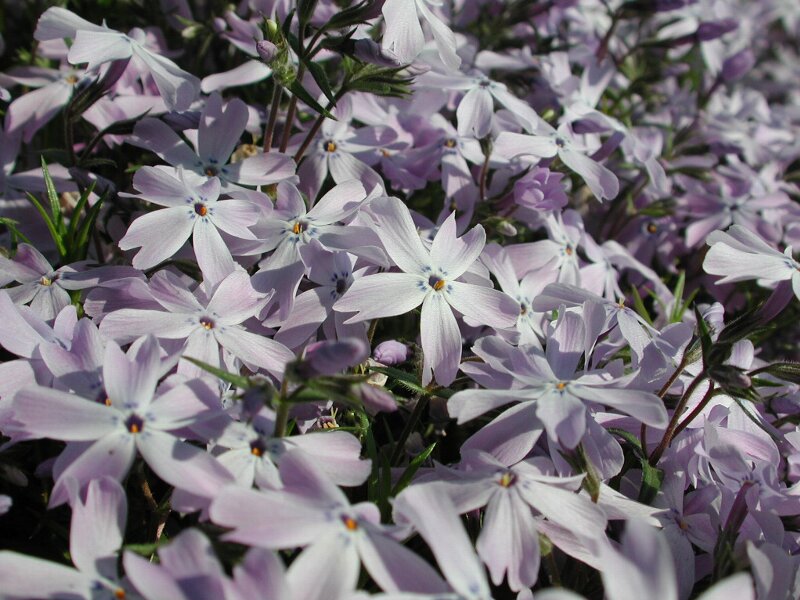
[696,19,737,42]
[722,49,754,82]
[295,338,369,378]
[256,40,279,64]
[373,340,409,365]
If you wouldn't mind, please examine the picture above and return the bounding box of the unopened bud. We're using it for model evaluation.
[722,49,754,82]
[696,19,737,42]
[256,40,279,64]
[373,340,408,365]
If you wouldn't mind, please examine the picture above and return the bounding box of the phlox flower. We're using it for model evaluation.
[99,270,294,381]
[250,180,371,320]
[0,477,132,600]
[34,7,199,111]
[335,196,518,386]
[381,0,462,70]
[494,121,619,201]
[118,166,261,285]
[703,224,800,301]
[210,449,447,598]
[448,313,668,449]
[130,93,295,189]
[9,335,233,506]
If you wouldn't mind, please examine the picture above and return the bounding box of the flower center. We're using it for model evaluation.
[325,140,337,153]
[199,317,215,330]
[39,276,53,286]
[555,381,567,391]
[205,166,218,177]
[65,74,79,85]
[250,439,266,457]
[341,515,358,530]
[335,278,347,295]
[444,138,457,148]
[114,588,126,599]
[292,220,308,235]
[520,303,528,315]
[125,414,144,434]
[646,222,658,234]
[555,137,566,148]
[499,471,516,487]
[428,275,446,291]
[194,203,208,217]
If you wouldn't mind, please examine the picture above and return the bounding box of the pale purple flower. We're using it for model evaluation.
[34,7,199,111]
[212,407,370,489]
[211,449,446,597]
[381,0,461,70]
[335,197,518,386]
[118,166,261,285]
[495,122,620,201]
[373,340,409,365]
[99,270,294,381]
[0,477,130,599]
[703,224,800,301]
[9,335,233,506]
[251,180,370,320]
[448,315,668,449]
[129,93,295,189]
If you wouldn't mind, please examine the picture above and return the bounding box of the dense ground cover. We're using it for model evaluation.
[0,0,799,598]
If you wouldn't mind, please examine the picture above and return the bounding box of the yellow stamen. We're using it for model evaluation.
[556,382,566,391]
[433,279,445,291]
[292,222,302,234]
[444,138,456,148]
[325,141,337,153]
[251,446,263,457]
[205,166,218,177]
[129,424,140,434]
[343,517,358,530]
[499,472,515,488]
[40,276,52,286]
[114,588,126,600]
[104,397,112,407]
[196,204,208,217]
[646,222,658,234]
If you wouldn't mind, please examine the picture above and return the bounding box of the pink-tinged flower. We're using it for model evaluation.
[9,335,233,506]
[417,70,543,138]
[212,405,370,489]
[335,197,518,386]
[210,449,447,597]
[251,180,371,320]
[99,270,294,381]
[0,477,131,599]
[270,241,368,349]
[129,93,295,189]
[381,0,461,70]
[0,243,139,321]
[481,243,548,347]
[448,316,668,449]
[294,103,390,201]
[4,66,91,143]
[430,448,608,592]
[703,224,800,300]
[34,7,199,111]
[118,166,261,285]
[392,483,492,600]
[494,121,619,201]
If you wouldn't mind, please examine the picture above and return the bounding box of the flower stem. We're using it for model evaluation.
[649,370,707,466]
[273,377,290,437]
[390,391,430,466]
[263,84,283,152]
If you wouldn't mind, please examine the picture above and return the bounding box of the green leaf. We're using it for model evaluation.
[750,362,800,384]
[183,356,253,389]
[0,217,32,245]
[288,79,335,118]
[392,442,436,495]
[297,0,319,29]
[41,158,66,236]
[630,285,654,326]
[72,192,106,261]
[609,428,664,504]
[25,192,67,260]
[369,365,453,399]
[65,182,96,251]
[304,58,336,104]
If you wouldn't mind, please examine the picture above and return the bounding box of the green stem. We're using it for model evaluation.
[263,84,283,152]
[390,393,429,466]
[273,377,291,437]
